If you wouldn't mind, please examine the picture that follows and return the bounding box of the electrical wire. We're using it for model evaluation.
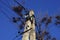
[0,0,21,32]
[0,7,19,28]
[0,9,11,20]
[0,0,12,9]
[0,0,30,40]
[0,0,27,30]
[0,0,29,19]
[14,0,29,13]
[0,0,19,17]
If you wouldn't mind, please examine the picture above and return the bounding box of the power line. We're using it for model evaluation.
[0,0,20,17]
[0,9,11,20]
[0,0,12,9]
[0,8,19,27]
[14,0,29,13]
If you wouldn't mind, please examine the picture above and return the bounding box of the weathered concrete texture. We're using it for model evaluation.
[22,10,36,40]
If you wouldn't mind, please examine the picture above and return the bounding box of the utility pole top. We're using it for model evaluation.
[29,10,34,16]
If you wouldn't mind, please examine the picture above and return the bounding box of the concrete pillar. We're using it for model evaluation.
[22,20,31,40]
[22,10,36,40]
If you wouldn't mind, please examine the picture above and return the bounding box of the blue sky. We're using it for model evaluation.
[0,0,60,40]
